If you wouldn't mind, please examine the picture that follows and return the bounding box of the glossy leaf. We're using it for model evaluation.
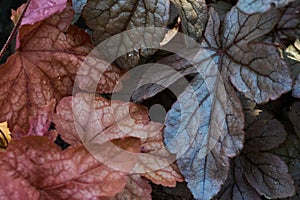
[0,136,128,200]
[237,0,294,14]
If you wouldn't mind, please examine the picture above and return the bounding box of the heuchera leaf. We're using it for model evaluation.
[111,175,152,200]
[14,0,68,49]
[242,152,295,199]
[217,111,296,199]
[164,6,291,199]
[164,67,244,199]
[132,130,183,187]
[21,0,67,26]
[0,3,122,135]
[134,7,292,104]
[131,53,198,102]
[54,93,163,145]
[170,0,208,43]
[0,136,128,200]
[0,5,91,135]
[273,133,300,199]
[275,0,300,42]
[214,158,261,200]
[82,0,169,45]
[54,93,182,187]
[218,7,291,103]
[82,0,170,69]
[237,0,295,14]
[13,99,56,139]
[243,112,287,152]
[241,111,295,199]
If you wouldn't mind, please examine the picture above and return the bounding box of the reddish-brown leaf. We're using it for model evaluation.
[0,6,90,135]
[132,131,183,187]
[54,93,182,187]
[111,175,152,200]
[0,169,40,200]
[0,4,122,135]
[54,93,162,145]
[0,136,128,200]
[12,99,56,140]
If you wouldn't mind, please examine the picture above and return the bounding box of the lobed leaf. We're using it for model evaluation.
[132,131,183,187]
[54,93,182,187]
[243,152,295,199]
[244,112,287,152]
[164,68,244,199]
[240,111,295,199]
[82,0,170,69]
[0,4,122,135]
[0,136,128,200]
[215,158,261,200]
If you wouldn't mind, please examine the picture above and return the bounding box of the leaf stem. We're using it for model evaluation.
[0,0,31,60]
